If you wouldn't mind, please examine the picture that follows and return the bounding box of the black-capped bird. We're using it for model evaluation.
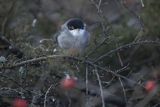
[57,18,90,56]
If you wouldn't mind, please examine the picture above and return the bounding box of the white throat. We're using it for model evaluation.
[69,29,85,37]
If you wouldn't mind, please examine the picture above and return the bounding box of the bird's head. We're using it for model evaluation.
[65,18,86,37]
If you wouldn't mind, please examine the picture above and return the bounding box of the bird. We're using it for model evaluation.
[57,18,90,56]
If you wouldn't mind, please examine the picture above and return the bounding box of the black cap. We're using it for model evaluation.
[67,18,84,30]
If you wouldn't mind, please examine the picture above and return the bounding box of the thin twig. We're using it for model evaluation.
[0,87,23,95]
[94,67,105,107]
[94,41,160,63]
[44,84,54,107]
[98,0,102,12]
[120,0,144,29]
[117,51,124,66]
[140,0,144,7]
[85,37,109,57]
[87,0,112,59]
[89,0,110,36]
[85,64,89,95]
[118,77,127,103]
[1,0,17,35]
[0,55,68,69]
[115,64,129,73]
[0,73,40,96]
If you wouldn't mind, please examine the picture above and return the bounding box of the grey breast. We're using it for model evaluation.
[57,30,90,50]
[57,29,76,49]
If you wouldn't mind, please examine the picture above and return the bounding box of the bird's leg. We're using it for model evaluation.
[68,48,80,57]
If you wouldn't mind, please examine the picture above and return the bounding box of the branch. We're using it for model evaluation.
[94,67,105,107]
[0,55,68,69]
[94,40,160,63]
[44,84,55,107]
[0,54,142,88]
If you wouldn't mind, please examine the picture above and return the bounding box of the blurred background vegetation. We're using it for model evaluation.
[0,0,160,107]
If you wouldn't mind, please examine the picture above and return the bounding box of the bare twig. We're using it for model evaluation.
[0,55,68,69]
[1,0,17,35]
[85,36,109,57]
[119,0,144,29]
[44,84,55,107]
[118,78,127,103]
[89,0,110,38]
[117,51,124,67]
[87,0,113,60]
[94,41,160,63]
[0,87,23,96]
[115,64,129,73]
[140,0,144,7]
[0,73,39,96]
[94,67,105,107]
[85,64,89,95]
[97,0,102,12]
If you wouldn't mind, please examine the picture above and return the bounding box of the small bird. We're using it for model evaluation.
[57,18,90,56]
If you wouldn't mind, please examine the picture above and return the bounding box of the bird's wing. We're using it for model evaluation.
[53,23,67,44]
[57,31,75,49]
[53,31,60,44]
[80,31,90,48]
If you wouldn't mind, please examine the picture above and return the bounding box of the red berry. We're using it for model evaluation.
[60,76,77,90]
[13,99,28,107]
[145,80,156,92]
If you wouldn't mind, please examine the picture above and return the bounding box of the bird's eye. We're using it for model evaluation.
[69,26,74,30]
